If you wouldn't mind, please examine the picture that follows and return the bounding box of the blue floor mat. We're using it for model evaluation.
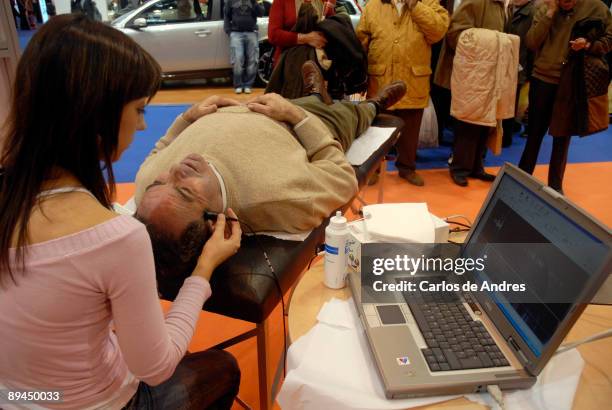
[17,28,36,51]
[114,105,612,183]
[398,127,612,172]
[115,105,187,183]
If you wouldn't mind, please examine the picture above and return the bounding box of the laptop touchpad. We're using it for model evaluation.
[376,305,406,325]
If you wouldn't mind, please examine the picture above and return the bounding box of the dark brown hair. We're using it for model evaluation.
[0,14,161,282]
[135,216,211,286]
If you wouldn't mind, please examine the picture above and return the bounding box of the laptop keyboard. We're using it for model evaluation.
[401,279,510,372]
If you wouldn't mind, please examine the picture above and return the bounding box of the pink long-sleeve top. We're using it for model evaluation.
[0,215,211,409]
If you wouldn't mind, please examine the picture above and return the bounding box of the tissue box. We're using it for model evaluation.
[346,222,369,274]
[346,213,449,274]
[431,213,450,243]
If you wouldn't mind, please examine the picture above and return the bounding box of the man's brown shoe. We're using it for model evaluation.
[398,168,424,186]
[302,61,333,105]
[367,81,407,112]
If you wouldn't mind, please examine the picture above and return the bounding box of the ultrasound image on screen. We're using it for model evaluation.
[471,199,582,345]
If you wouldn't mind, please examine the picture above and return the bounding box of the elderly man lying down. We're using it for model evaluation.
[134,64,405,277]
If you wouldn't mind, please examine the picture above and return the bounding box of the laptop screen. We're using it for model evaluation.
[463,171,609,357]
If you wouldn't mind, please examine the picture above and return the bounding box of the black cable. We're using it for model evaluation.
[307,244,324,270]
[307,255,318,271]
[447,220,471,229]
[245,224,288,379]
[212,214,288,379]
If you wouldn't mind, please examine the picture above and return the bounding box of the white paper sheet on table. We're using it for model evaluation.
[277,298,584,410]
[246,230,311,242]
[346,127,396,166]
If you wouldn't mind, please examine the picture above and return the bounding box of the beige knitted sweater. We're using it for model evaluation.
[134,106,358,233]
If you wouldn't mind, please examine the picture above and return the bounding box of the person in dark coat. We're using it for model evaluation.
[549,20,610,139]
[502,0,534,147]
[15,0,31,30]
[518,0,612,194]
[11,0,21,27]
[266,3,366,100]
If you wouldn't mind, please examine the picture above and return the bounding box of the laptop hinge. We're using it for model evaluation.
[507,336,528,363]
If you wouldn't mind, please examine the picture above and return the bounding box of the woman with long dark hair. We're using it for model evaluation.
[0,14,242,409]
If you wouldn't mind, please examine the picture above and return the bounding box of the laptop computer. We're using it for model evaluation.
[348,163,612,399]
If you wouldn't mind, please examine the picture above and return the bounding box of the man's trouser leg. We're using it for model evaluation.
[519,78,558,175]
[549,136,571,192]
[502,85,522,147]
[291,96,376,151]
[389,108,424,172]
[244,32,259,88]
[229,32,245,89]
[431,84,451,144]
[450,119,490,177]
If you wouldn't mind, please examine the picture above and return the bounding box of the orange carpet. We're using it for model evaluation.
[115,161,612,410]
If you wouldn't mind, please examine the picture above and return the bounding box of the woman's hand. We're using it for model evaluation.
[182,96,242,123]
[192,209,242,281]
[298,31,327,49]
[570,37,591,51]
[246,93,306,125]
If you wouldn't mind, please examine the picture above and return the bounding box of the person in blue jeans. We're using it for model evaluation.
[224,0,264,94]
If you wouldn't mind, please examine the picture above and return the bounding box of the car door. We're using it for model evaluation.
[215,0,269,69]
[126,0,226,73]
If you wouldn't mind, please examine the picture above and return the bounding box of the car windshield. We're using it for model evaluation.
[112,7,138,26]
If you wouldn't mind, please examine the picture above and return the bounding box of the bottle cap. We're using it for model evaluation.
[329,210,347,229]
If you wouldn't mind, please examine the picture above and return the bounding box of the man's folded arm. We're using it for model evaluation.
[145,114,192,159]
[291,113,359,225]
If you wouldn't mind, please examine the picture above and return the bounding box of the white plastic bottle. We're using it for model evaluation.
[324,211,349,289]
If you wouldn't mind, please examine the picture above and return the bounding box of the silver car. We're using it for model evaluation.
[111,0,361,84]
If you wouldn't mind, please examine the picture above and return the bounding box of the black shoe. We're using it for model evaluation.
[450,171,468,187]
[470,171,496,182]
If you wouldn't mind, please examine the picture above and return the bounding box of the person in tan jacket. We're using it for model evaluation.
[434,0,509,187]
[134,95,362,235]
[134,71,406,236]
[133,71,406,281]
[357,0,449,186]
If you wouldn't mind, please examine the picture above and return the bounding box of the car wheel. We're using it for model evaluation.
[256,43,274,86]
